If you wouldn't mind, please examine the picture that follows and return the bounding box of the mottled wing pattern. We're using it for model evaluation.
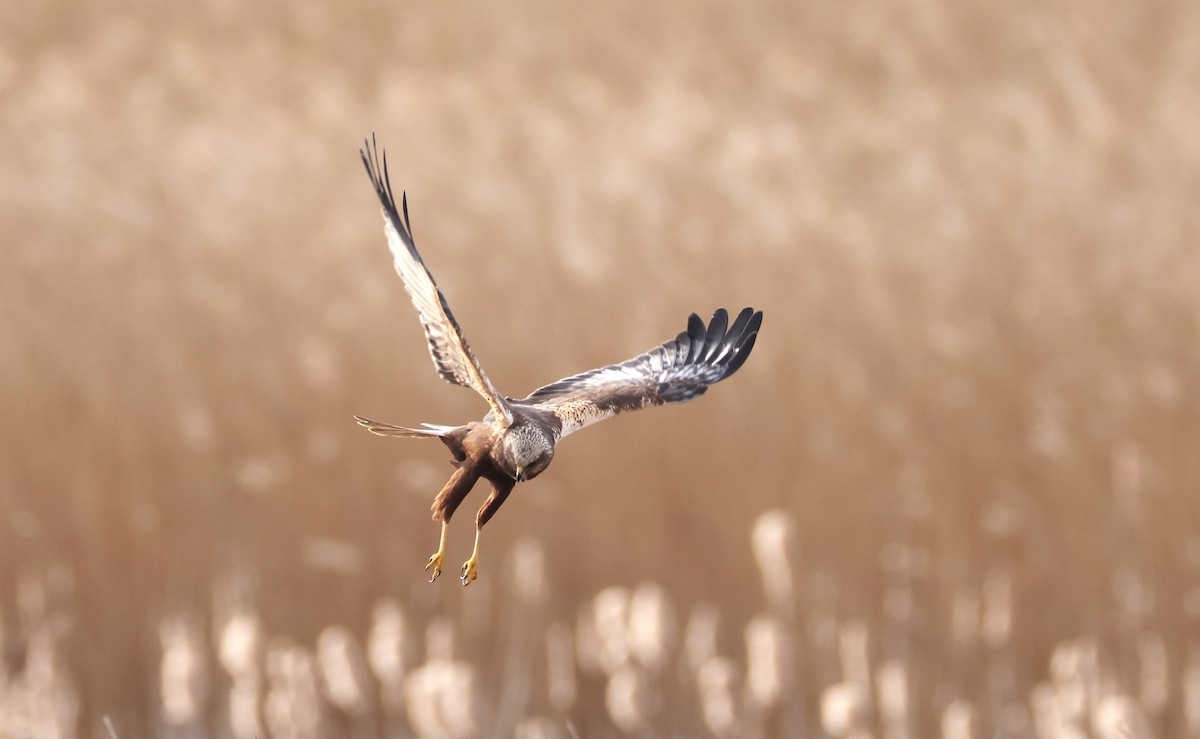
[521,308,762,439]
[361,136,513,427]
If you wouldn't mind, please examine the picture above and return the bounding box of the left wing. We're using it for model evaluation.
[519,308,762,439]
[360,135,513,427]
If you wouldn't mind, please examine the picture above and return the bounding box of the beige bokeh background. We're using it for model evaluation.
[2,0,1198,736]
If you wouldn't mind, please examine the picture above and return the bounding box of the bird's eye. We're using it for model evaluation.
[524,454,549,478]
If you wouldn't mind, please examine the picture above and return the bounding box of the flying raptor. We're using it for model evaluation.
[355,135,763,585]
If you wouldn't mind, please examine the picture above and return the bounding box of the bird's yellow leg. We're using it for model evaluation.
[425,522,448,582]
[460,528,481,586]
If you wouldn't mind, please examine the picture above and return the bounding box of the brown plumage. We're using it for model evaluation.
[355,135,763,585]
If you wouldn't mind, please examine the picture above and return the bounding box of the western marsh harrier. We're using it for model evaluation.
[356,135,763,585]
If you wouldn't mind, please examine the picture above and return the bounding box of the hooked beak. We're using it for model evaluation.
[515,466,526,483]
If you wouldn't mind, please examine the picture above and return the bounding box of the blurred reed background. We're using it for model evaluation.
[2,0,1198,736]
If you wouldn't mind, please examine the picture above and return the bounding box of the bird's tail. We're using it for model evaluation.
[354,415,455,439]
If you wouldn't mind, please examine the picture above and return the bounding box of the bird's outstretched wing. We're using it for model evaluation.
[520,308,762,439]
[361,135,513,427]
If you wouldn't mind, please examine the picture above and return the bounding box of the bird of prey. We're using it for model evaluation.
[355,135,763,585]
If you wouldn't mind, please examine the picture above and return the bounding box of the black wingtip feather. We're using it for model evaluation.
[723,331,758,376]
[744,310,763,339]
[711,307,754,364]
[381,144,391,194]
[686,313,706,363]
[360,132,415,246]
[703,309,729,361]
[725,310,763,376]
[726,307,754,340]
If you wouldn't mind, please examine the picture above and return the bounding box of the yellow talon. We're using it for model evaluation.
[460,555,478,586]
[460,527,483,586]
[426,551,444,582]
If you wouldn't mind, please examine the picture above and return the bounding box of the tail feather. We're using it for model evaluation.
[354,415,453,438]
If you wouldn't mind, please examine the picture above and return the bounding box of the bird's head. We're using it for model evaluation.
[501,423,554,483]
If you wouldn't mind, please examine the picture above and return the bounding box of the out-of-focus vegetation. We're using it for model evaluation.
[2,0,1198,736]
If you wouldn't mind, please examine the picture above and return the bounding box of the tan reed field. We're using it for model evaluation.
[2,0,1199,736]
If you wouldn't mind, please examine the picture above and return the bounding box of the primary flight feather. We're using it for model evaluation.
[356,134,762,585]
